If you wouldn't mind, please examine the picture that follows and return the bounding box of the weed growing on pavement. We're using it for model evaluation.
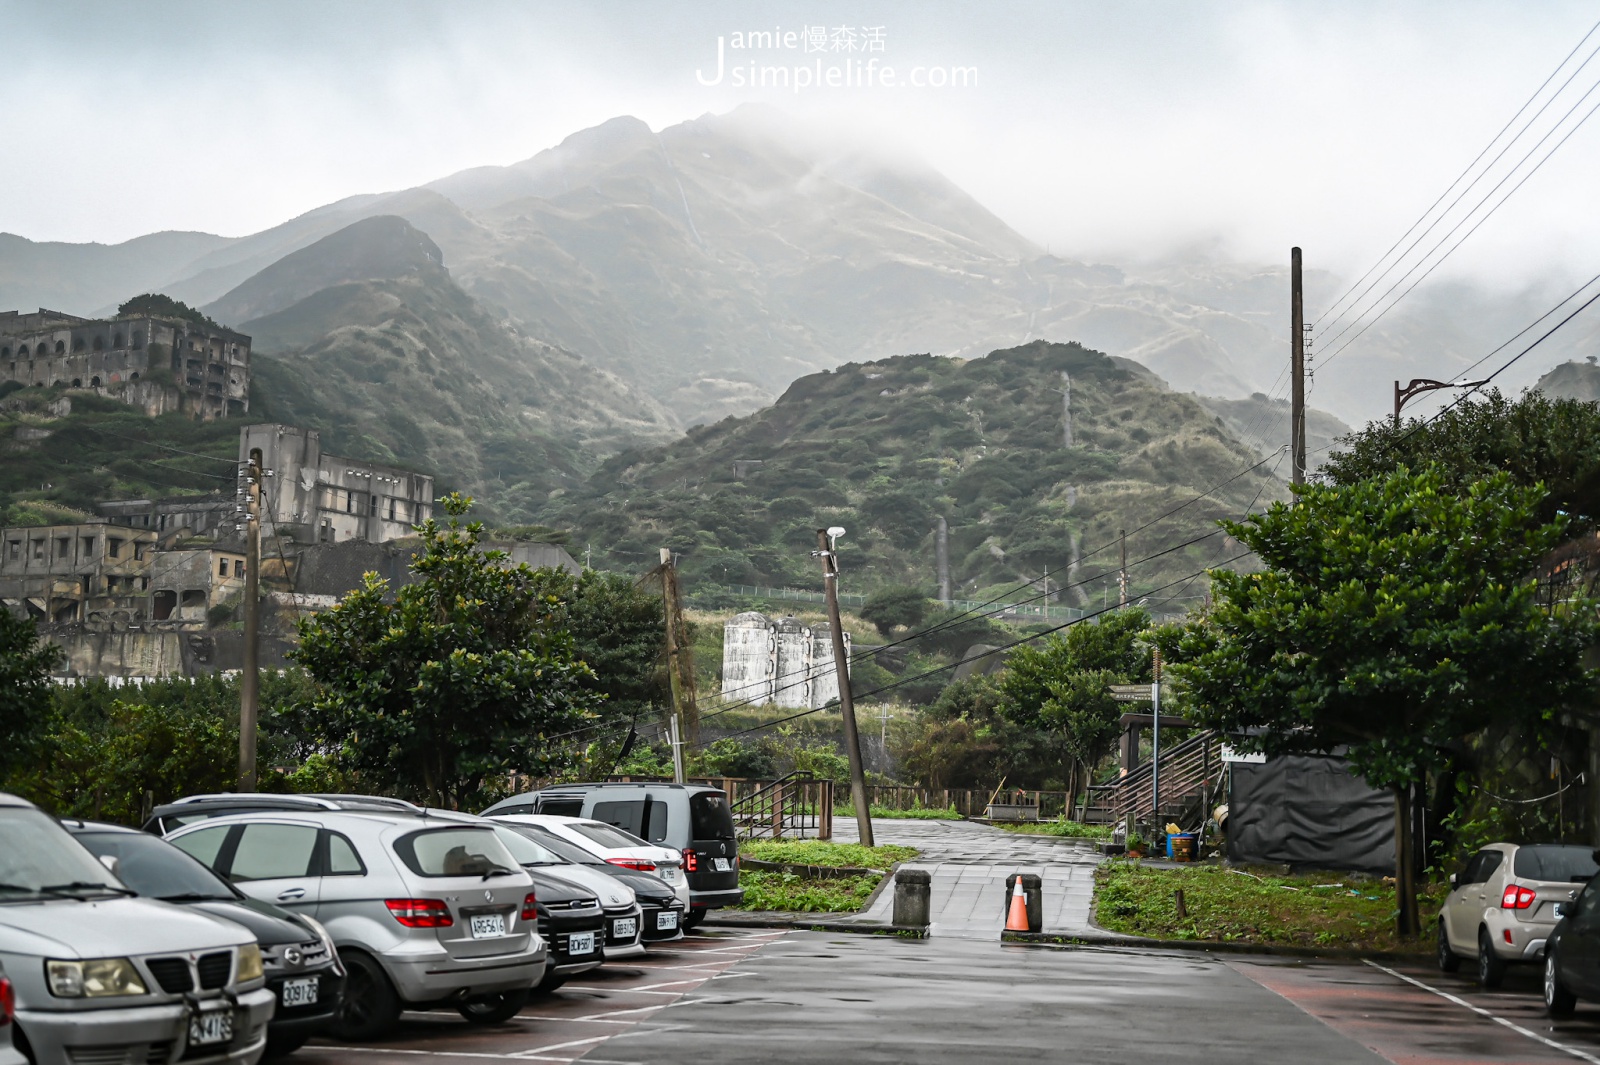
[736,871,883,913]
[1093,861,1448,950]
[995,818,1115,840]
[740,840,919,868]
[833,803,963,820]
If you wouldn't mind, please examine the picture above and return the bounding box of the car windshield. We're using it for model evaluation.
[74,830,238,901]
[492,825,569,866]
[1514,844,1599,883]
[0,807,127,899]
[571,820,653,851]
[519,825,607,865]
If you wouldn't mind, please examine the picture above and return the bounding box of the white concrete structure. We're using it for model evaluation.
[720,611,850,709]
[241,424,433,544]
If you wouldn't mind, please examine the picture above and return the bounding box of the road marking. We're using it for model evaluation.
[510,1035,613,1056]
[317,1048,565,1062]
[1362,960,1600,1065]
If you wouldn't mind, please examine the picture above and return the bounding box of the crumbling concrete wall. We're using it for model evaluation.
[720,611,849,710]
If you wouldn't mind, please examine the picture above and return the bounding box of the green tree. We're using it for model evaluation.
[0,610,62,782]
[860,585,934,638]
[1168,466,1597,936]
[1000,608,1152,801]
[291,494,602,808]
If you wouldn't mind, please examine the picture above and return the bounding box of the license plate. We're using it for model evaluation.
[712,857,732,872]
[281,976,318,1008]
[657,910,679,930]
[189,1009,234,1046]
[613,917,637,938]
[568,931,596,955]
[659,866,678,882]
[470,914,507,939]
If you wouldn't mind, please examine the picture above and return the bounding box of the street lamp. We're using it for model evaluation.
[1393,377,1490,424]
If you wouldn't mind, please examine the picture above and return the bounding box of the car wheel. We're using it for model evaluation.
[333,952,403,1041]
[1546,945,1578,1018]
[1437,919,1461,973]
[1478,927,1508,989]
[456,988,530,1025]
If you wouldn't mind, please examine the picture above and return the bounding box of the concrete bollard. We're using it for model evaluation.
[893,868,931,928]
[1004,873,1043,933]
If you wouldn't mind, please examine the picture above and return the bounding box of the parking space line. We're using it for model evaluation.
[567,1005,669,1020]
[510,1035,614,1056]
[1363,960,1600,1065]
[317,1047,566,1062]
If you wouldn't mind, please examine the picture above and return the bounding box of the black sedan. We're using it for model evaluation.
[64,819,346,1057]
[514,823,686,943]
[524,868,606,993]
[1542,850,1600,1016]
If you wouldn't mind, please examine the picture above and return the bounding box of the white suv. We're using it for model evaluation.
[0,792,274,1064]
[1438,842,1597,986]
[166,809,546,1040]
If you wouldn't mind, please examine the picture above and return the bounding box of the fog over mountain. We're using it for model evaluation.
[2,106,1594,430]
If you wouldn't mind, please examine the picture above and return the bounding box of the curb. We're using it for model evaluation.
[701,912,927,938]
[1000,929,1433,962]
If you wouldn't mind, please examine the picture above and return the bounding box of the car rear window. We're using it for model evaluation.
[1514,844,1598,883]
[393,828,519,878]
[571,821,652,850]
[539,798,584,817]
[592,799,671,844]
[691,792,736,841]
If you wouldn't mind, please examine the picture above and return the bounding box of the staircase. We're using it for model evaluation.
[730,772,832,840]
[1084,730,1223,830]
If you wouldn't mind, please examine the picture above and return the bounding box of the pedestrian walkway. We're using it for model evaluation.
[832,818,1102,939]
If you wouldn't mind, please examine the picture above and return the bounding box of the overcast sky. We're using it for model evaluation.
[2,1,1597,291]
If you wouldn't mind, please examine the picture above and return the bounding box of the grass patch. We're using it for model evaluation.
[836,804,963,821]
[740,840,919,868]
[996,818,1114,840]
[1094,861,1447,951]
[736,871,884,912]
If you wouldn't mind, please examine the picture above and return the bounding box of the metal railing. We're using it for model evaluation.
[727,772,834,840]
[1084,730,1221,828]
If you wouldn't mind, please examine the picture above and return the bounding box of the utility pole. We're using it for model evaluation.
[660,548,688,784]
[1290,247,1307,485]
[239,448,263,792]
[816,527,873,847]
[1118,530,1128,608]
[1151,649,1162,824]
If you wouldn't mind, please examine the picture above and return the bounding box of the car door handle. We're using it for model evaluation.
[277,887,307,901]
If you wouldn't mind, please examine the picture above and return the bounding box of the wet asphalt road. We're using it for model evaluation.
[296,930,1600,1064]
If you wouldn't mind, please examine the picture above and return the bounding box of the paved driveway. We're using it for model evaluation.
[833,817,1101,936]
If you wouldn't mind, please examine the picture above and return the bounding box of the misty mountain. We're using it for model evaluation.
[0,230,234,316]
[1196,393,1351,467]
[1535,359,1600,403]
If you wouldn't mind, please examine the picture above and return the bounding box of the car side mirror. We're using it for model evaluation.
[98,854,121,878]
[1449,873,1458,888]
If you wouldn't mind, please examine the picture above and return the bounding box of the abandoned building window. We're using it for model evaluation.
[132,331,144,349]
[234,559,244,578]
[1,346,9,358]
[71,379,81,388]
[81,536,93,555]
[152,590,176,620]
[54,340,65,354]
[107,537,123,559]
[73,337,84,352]
[130,371,139,381]
[93,336,103,351]
[90,376,100,387]
[31,540,43,560]
[113,333,123,348]
[139,577,148,590]
[346,492,356,514]
[35,343,47,356]
[133,542,145,560]
[55,537,68,559]
[387,498,397,520]
[6,540,19,560]
[369,494,378,515]
[180,590,205,608]
[218,559,228,577]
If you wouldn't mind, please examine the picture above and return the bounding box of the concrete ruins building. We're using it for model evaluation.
[0,308,251,418]
[720,611,850,710]
[241,424,434,544]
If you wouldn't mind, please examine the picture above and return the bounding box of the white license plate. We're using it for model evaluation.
[568,931,596,955]
[281,976,318,1008]
[657,910,679,930]
[712,857,732,872]
[658,866,679,882]
[470,914,507,939]
[189,1009,234,1046]
[613,917,637,938]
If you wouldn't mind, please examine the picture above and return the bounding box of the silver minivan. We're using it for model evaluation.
[0,792,275,1065]
[166,809,546,1040]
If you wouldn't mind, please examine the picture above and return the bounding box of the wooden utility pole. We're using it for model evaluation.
[660,548,688,784]
[816,528,873,847]
[1291,247,1307,485]
[1118,530,1128,608]
[239,448,263,792]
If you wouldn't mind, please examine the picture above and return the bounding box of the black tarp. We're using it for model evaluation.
[1227,754,1395,874]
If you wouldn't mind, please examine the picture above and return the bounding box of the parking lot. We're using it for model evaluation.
[294,928,790,1064]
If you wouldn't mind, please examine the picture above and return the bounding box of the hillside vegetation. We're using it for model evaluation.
[540,340,1285,604]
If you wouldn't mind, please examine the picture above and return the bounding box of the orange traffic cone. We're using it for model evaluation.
[1006,877,1030,932]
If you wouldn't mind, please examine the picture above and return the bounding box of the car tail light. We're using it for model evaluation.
[606,858,657,873]
[385,898,454,927]
[521,892,538,922]
[1501,885,1537,910]
[0,976,13,1025]
[683,848,698,873]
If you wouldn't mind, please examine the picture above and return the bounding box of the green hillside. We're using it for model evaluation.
[540,340,1286,606]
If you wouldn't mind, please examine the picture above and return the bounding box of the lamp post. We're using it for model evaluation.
[1393,377,1490,424]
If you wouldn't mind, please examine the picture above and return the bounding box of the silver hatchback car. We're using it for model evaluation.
[166,809,546,1040]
